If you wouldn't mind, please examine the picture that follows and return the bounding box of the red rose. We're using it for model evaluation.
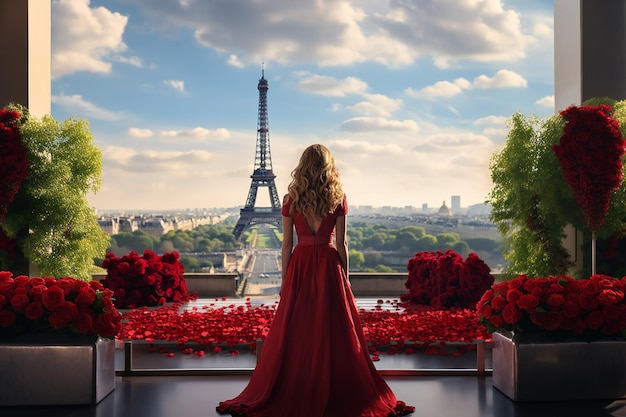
[48,302,78,329]
[543,311,563,331]
[505,289,522,305]
[530,311,546,327]
[579,292,599,311]
[480,305,493,319]
[24,301,44,320]
[93,312,119,338]
[28,285,46,302]
[586,310,605,330]
[509,276,526,289]
[602,304,622,322]
[562,300,581,319]
[29,277,45,286]
[546,293,565,309]
[489,315,505,329]
[502,304,522,324]
[89,280,104,291]
[10,293,30,312]
[491,295,506,311]
[0,281,14,298]
[13,275,29,286]
[74,312,93,334]
[42,285,66,310]
[517,294,540,311]
[75,287,97,306]
[0,310,16,327]
[583,280,602,294]
[0,271,12,282]
[598,289,624,305]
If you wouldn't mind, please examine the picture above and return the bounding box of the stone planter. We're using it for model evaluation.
[492,331,626,402]
[0,333,115,405]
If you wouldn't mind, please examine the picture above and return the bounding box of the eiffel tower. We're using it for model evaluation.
[233,68,282,241]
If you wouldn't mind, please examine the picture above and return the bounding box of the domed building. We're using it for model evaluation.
[438,200,451,216]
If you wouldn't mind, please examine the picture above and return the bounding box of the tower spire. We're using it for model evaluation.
[233,68,282,241]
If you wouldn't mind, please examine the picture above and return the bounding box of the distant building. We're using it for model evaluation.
[451,195,461,211]
[438,201,452,216]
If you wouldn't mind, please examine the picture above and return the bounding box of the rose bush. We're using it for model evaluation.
[0,271,122,338]
[100,249,197,309]
[401,250,494,309]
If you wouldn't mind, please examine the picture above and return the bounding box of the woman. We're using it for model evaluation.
[217,144,414,417]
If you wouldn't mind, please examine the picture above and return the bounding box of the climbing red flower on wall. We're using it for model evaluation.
[0,109,29,223]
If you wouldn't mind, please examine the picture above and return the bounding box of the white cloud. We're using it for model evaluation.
[100,145,215,174]
[348,94,402,117]
[227,54,245,68]
[473,69,527,88]
[160,127,231,141]
[339,117,419,132]
[406,70,526,99]
[124,0,535,68]
[128,128,154,138]
[536,95,555,108]
[51,93,124,120]
[405,78,470,99]
[296,73,368,97]
[164,80,186,93]
[474,116,508,126]
[373,0,532,67]
[114,55,143,68]
[51,0,129,78]
[329,139,404,155]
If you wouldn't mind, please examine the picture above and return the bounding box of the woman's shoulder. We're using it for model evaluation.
[335,193,348,216]
[281,194,292,217]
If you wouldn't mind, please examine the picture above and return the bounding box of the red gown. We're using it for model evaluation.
[217,196,414,417]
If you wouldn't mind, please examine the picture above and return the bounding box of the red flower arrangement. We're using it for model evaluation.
[0,109,29,224]
[0,271,122,338]
[477,274,626,340]
[552,104,626,232]
[118,299,490,358]
[401,250,494,309]
[100,250,197,309]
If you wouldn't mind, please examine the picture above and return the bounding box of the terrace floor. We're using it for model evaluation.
[2,297,626,417]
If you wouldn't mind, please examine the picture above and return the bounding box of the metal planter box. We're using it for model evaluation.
[492,331,626,402]
[0,333,115,406]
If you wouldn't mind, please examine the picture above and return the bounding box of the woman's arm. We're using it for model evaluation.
[336,214,348,278]
[281,215,294,281]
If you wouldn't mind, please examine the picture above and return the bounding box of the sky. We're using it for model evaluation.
[49,0,556,211]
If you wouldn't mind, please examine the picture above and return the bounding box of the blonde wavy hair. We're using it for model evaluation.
[287,144,344,217]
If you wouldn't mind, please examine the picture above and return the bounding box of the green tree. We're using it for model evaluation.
[436,233,461,246]
[180,256,199,271]
[374,264,395,272]
[1,105,110,279]
[363,250,384,268]
[349,250,365,270]
[451,241,471,257]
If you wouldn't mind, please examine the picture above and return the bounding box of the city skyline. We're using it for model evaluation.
[50,0,555,210]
